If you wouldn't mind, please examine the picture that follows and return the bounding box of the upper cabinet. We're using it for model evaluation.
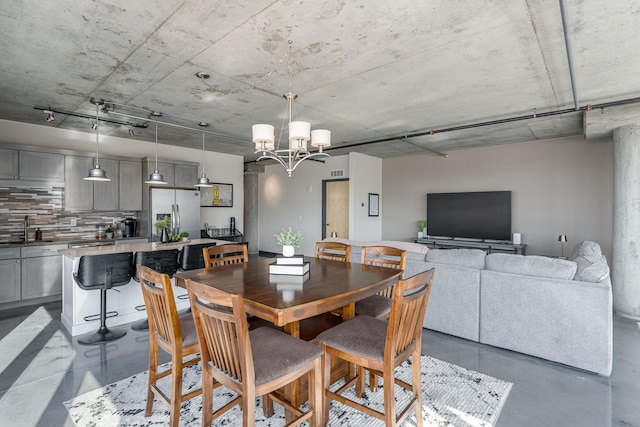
[0,148,64,181]
[142,158,198,188]
[64,156,142,212]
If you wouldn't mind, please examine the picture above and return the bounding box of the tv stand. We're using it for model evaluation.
[414,237,526,255]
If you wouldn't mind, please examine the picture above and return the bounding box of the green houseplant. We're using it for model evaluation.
[275,227,303,256]
[417,220,425,238]
[154,215,171,234]
[179,231,189,241]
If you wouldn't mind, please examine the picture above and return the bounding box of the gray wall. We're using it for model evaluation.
[381,135,614,260]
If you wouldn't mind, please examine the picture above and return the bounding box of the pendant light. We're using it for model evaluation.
[194,122,213,188]
[84,98,111,181]
[145,117,168,185]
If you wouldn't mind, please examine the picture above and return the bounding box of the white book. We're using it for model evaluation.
[269,261,310,276]
[270,272,311,288]
[276,255,305,265]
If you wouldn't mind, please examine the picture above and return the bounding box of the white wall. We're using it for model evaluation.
[349,152,382,241]
[0,119,245,232]
[382,135,614,259]
[258,155,349,255]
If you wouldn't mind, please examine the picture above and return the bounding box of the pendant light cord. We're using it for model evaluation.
[95,103,100,165]
[154,121,159,169]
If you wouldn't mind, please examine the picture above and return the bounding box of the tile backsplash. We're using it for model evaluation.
[0,185,136,242]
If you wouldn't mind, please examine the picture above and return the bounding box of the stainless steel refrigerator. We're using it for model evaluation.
[147,187,201,242]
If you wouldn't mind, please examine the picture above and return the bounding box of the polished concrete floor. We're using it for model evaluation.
[0,301,638,427]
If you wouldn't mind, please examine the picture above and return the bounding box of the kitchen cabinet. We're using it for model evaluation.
[21,244,66,299]
[0,248,21,304]
[65,155,94,210]
[119,160,142,210]
[142,158,198,188]
[93,158,119,211]
[0,148,19,179]
[65,156,128,211]
[0,148,64,181]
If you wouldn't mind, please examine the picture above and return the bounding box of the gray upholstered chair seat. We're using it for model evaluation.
[355,295,392,319]
[250,327,323,386]
[316,315,387,361]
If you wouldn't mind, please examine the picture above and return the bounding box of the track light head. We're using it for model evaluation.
[44,110,54,122]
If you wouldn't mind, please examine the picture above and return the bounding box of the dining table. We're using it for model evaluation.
[174,256,402,420]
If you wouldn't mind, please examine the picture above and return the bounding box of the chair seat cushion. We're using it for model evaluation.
[355,295,392,319]
[178,312,199,347]
[316,315,387,361]
[250,327,323,386]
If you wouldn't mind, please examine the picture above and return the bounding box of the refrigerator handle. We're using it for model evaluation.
[171,204,176,235]
[175,204,181,235]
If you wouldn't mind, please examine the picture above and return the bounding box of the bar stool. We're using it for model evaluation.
[178,242,214,271]
[73,252,134,345]
[131,249,179,331]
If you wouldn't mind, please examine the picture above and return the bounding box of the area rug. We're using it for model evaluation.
[64,355,512,426]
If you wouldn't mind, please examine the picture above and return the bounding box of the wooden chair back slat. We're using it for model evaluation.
[315,241,352,262]
[203,244,248,269]
[385,268,434,361]
[361,246,407,297]
[137,265,181,346]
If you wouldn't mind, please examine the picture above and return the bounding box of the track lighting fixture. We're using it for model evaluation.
[90,120,97,130]
[44,110,54,122]
[128,126,135,136]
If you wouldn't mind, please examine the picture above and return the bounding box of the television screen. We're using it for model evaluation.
[426,191,511,241]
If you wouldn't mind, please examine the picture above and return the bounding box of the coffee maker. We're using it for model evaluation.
[121,218,137,238]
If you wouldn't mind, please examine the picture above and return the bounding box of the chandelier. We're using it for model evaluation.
[251,45,331,177]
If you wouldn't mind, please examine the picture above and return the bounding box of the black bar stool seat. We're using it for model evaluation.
[178,242,215,271]
[73,252,134,345]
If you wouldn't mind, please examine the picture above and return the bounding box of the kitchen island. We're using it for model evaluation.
[61,238,226,336]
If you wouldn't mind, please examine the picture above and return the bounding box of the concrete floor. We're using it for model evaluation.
[0,302,638,427]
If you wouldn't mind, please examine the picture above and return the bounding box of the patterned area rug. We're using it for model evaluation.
[64,355,511,426]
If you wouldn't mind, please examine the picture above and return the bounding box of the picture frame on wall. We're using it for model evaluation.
[200,183,233,207]
[368,193,379,217]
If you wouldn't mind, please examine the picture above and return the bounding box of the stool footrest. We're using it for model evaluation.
[177,294,189,300]
[83,310,118,322]
[135,305,146,311]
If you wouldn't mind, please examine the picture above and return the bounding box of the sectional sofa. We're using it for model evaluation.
[323,238,613,376]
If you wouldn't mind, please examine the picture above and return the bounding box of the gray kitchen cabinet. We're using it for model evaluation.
[93,158,119,211]
[21,244,66,299]
[0,148,64,181]
[119,160,142,210]
[65,155,94,210]
[19,151,65,181]
[0,148,19,179]
[174,163,198,188]
[142,158,198,188]
[0,260,21,303]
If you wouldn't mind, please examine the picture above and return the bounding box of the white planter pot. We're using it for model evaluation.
[282,245,295,257]
[418,231,424,239]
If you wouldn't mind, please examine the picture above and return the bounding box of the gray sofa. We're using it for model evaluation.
[323,238,613,376]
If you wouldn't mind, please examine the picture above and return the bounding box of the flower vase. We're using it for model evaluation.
[282,245,295,257]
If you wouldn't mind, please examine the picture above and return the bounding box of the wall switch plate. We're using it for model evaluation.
[70,218,77,226]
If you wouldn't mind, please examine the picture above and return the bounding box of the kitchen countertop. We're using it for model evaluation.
[0,236,149,248]
[60,238,226,258]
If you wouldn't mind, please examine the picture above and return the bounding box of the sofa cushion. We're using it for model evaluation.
[572,253,610,283]
[485,253,577,280]
[425,249,486,270]
[569,240,602,260]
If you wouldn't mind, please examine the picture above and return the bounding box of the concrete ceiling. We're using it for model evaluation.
[1,1,640,164]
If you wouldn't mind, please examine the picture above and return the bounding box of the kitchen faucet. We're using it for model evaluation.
[23,215,30,242]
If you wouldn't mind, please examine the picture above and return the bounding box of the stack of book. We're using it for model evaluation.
[268,255,310,276]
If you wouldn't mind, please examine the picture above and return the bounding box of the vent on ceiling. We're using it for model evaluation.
[330,169,344,178]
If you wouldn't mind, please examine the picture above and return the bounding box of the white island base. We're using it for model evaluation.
[60,238,224,336]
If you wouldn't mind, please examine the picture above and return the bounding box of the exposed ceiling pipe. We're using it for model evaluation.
[559,0,580,111]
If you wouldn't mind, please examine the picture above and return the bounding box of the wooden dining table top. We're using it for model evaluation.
[174,257,402,328]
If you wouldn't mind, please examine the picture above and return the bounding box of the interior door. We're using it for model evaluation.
[323,179,349,239]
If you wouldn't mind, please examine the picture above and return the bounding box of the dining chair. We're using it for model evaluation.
[137,265,202,427]
[317,268,435,426]
[186,279,324,427]
[314,241,352,262]
[203,243,248,268]
[355,245,407,320]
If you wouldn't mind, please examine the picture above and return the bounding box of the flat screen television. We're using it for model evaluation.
[426,191,511,241]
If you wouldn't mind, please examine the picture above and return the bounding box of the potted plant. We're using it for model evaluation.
[417,220,425,239]
[179,231,189,242]
[275,227,303,257]
[154,216,171,234]
[105,226,114,239]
